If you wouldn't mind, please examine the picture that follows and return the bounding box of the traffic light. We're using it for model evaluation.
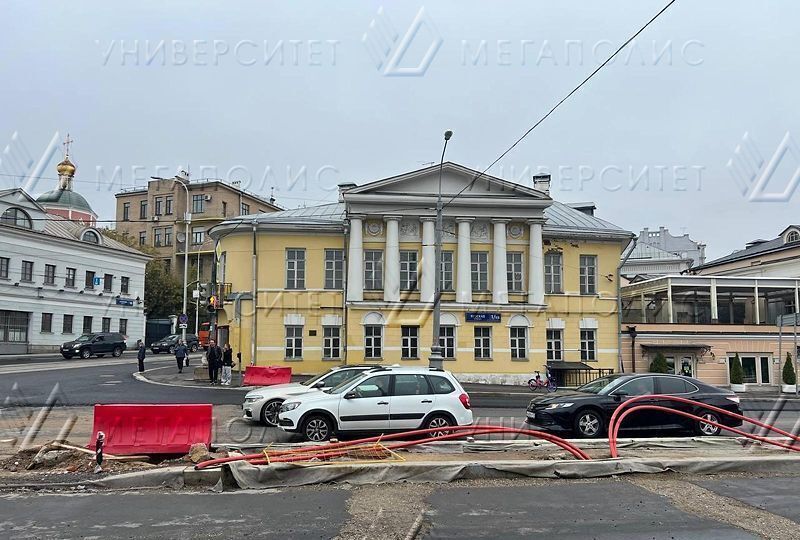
[198,282,211,302]
[207,295,218,313]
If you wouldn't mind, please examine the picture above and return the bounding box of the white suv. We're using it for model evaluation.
[242,365,380,426]
[277,366,473,442]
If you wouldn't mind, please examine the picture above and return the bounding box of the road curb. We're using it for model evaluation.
[132,368,249,392]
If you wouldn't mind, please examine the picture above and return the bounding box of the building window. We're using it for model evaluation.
[139,231,146,246]
[323,326,341,359]
[222,201,227,217]
[82,316,93,334]
[0,257,8,279]
[441,251,454,291]
[241,202,250,215]
[286,249,306,289]
[119,318,128,335]
[103,274,113,292]
[121,276,130,294]
[41,313,53,333]
[192,194,205,213]
[284,326,303,359]
[786,230,800,243]
[1,207,32,229]
[0,311,29,342]
[85,271,96,290]
[65,267,76,288]
[580,329,596,361]
[122,202,130,221]
[510,326,527,360]
[82,230,100,244]
[507,252,524,293]
[580,255,597,295]
[154,196,163,216]
[44,264,56,285]
[439,326,455,359]
[471,252,489,291]
[102,317,111,333]
[165,196,173,215]
[324,249,344,289]
[191,226,204,245]
[139,200,147,219]
[474,327,492,359]
[400,250,418,291]
[154,228,162,247]
[364,325,382,358]
[164,226,172,246]
[62,314,73,334]
[546,329,563,361]
[364,250,384,290]
[544,251,563,294]
[21,260,33,282]
[401,326,419,359]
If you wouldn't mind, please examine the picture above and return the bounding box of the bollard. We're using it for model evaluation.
[94,431,105,474]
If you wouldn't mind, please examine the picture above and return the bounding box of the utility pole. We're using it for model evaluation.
[195,250,200,334]
[429,130,453,369]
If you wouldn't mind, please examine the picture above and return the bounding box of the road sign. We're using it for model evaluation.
[179,323,188,329]
[116,298,134,307]
[179,313,189,324]
[192,289,200,299]
[465,312,501,323]
[93,277,101,286]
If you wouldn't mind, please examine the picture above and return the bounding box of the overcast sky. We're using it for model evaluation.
[1,0,797,260]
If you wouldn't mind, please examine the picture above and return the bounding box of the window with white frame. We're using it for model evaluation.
[0,257,8,279]
[546,329,563,361]
[580,329,596,361]
[400,250,418,291]
[324,249,344,289]
[401,325,419,359]
[191,226,205,245]
[474,327,492,359]
[364,250,383,290]
[285,325,303,359]
[471,252,489,291]
[439,326,455,358]
[544,251,563,294]
[441,251,454,291]
[322,326,341,359]
[507,252,524,292]
[286,249,306,289]
[510,326,527,359]
[364,325,382,358]
[579,255,597,295]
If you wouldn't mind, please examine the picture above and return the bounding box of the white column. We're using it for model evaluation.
[456,217,473,303]
[710,278,719,321]
[527,221,545,305]
[492,219,509,304]
[384,216,401,302]
[420,217,436,303]
[347,216,363,302]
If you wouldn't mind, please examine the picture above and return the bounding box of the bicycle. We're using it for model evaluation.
[527,369,557,392]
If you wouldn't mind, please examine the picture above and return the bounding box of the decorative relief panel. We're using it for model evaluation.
[442,220,457,242]
[471,221,489,241]
[399,219,419,241]
[507,223,524,240]
[365,220,384,237]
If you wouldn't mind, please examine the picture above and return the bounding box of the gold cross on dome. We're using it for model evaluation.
[63,133,74,158]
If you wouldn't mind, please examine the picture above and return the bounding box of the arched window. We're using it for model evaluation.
[787,230,800,243]
[1,207,32,229]
[81,230,100,244]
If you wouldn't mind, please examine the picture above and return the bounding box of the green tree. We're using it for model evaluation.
[783,352,797,386]
[144,260,183,319]
[649,352,669,373]
[729,353,744,385]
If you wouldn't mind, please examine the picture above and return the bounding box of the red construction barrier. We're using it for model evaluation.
[89,404,212,455]
[242,365,292,387]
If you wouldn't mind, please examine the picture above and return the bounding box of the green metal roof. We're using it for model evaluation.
[36,189,95,214]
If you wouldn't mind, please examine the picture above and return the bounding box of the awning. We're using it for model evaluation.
[640,343,712,349]
[546,361,595,370]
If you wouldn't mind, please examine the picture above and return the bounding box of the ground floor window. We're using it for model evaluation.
[364,325,382,358]
[285,325,303,359]
[474,326,492,359]
[729,355,772,385]
[401,325,419,359]
[323,326,341,359]
[41,313,53,333]
[102,317,111,333]
[546,329,563,361]
[439,326,455,359]
[119,318,128,335]
[510,326,527,360]
[62,314,73,334]
[83,316,92,334]
[0,310,29,343]
[580,329,596,361]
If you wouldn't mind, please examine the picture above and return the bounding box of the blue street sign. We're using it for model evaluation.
[115,298,134,307]
[465,312,501,323]
[179,313,189,324]
[93,277,101,286]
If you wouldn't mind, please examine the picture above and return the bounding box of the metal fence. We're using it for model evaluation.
[550,368,614,388]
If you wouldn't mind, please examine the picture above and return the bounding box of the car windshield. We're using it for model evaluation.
[75,335,92,342]
[163,335,178,341]
[300,369,334,387]
[577,374,627,395]
[327,373,368,394]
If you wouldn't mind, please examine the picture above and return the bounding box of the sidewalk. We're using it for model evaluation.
[137,362,249,391]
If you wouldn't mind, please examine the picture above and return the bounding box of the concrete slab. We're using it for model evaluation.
[696,477,800,523]
[423,482,757,539]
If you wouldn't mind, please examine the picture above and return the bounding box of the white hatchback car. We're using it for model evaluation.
[242,365,380,426]
[277,366,473,441]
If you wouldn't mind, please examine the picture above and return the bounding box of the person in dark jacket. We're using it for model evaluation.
[221,344,234,385]
[137,340,146,372]
[206,339,222,384]
[175,340,188,374]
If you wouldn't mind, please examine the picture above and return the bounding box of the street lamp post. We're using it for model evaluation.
[429,130,453,369]
[177,177,191,344]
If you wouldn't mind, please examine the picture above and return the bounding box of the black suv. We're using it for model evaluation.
[150,334,200,354]
[61,333,128,359]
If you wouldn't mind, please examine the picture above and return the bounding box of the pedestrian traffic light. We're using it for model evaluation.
[206,295,218,313]
[198,282,211,302]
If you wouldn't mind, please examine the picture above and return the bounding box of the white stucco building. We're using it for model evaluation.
[0,188,150,354]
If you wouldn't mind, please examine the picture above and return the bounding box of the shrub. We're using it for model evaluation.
[783,352,796,386]
[649,352,669,373]
[729,353,744,385]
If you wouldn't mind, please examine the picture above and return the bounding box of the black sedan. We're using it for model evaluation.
[150,334,200,354]
[526,373,743,438]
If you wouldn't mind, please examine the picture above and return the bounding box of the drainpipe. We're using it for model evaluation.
[617,236,637,373]
[342,219,349,365]
[251,219,258,366]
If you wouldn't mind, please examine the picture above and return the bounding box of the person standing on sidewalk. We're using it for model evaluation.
[137,340,146,373]
[221,344,233,385]
[207,339,222,384]
[175,340,188,374]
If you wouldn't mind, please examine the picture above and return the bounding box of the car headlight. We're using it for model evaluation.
[73,345,81,349]
[544,402,574,410]
[280,402,300,412]
[243,396,263,403]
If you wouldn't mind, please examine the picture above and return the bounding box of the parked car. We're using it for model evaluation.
[277,366,473,442]
[242,364,382,426]
[526,373,743,438]
[150,334,200,354]
[61,333,128,359]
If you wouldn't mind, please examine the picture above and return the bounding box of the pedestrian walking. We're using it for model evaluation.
[221,344,233,385]
[175,339,188,374]
[137,340,146,373]
[207,339,222,384]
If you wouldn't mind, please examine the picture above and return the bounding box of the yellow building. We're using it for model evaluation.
[210,163,633,384]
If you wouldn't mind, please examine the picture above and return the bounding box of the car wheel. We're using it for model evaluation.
[695,411,722,436]
[169,345,176,354]
[260,400,283,427]
[190,344,198,352]
[80,348,92,359]
[112,347,122,357]
[426,414,453,438]
[302,414,333,442]
[574,409,604,438]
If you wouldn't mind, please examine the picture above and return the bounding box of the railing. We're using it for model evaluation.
[548,367,614,388]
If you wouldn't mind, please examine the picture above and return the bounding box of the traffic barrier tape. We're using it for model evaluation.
[242,365,292,387]
[89,404,212,455]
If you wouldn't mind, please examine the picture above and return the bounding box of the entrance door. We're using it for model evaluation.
[664,355,695,377]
